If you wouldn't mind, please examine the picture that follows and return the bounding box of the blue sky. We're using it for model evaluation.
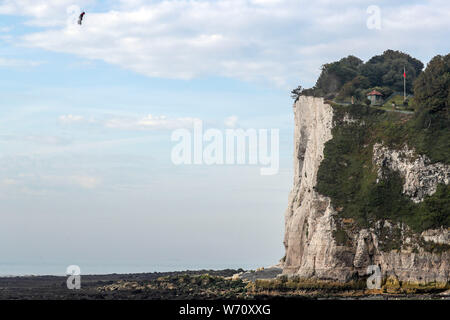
[0,0,449,275]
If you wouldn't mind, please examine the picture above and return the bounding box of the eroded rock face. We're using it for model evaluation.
[282,96,449,284]
[422,228,450,245]
[373,143,450,203]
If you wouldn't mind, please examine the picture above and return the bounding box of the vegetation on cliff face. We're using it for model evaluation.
[315,102,449,233]
[309,52,449,234]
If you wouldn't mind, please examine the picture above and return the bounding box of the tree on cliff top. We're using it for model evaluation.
[291,85,304,101]
[360,50,424,93]
[313,55,363,99]
[407,54,450,163]
[296,50,424,100]
[413,53,450,116]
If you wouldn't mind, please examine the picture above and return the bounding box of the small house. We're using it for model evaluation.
[367,90,383,105]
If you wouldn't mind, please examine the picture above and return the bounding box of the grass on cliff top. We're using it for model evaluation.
[316,103,449,233]
[381,95,414,111]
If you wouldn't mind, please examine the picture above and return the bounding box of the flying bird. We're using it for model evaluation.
[78,12,85,25]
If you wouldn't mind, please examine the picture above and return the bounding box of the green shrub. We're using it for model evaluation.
[316,103,449,234]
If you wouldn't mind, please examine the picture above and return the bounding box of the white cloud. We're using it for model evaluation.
[59,114,84,123]
[57,112,246,131]
[0,0,94,25]
[105,114,201,130]
[2,0,450,86]
[59,113,201,130]
[382,2,450,31]
[12,0,357,85]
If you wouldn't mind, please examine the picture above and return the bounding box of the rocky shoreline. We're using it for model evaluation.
[0,268,448,300]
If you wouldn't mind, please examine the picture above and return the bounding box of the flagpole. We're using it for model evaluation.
[403,66,406,102]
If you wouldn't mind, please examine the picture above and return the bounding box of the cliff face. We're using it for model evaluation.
[373,143,449,203]
[283,96,449,284]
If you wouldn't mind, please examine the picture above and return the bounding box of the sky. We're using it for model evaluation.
[0,0,449,275]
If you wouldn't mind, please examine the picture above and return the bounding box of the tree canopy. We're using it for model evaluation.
[313,55,363,98]
[296,50,424,102]
[360,50,423,93]
[413,53,450,116]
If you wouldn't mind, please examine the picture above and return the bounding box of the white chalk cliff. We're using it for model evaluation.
[282,96,449,284]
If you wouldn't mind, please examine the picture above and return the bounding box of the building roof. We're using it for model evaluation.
[367,90,383,96]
